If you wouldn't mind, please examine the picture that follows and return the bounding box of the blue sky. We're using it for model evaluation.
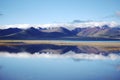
[0,0,120,25]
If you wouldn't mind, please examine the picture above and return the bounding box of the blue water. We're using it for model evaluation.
[0,56,120,80]
[0,44,120,80]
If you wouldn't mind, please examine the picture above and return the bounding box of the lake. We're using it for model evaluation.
[0,41,120,80]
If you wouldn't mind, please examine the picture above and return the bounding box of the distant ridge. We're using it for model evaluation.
[0,21,120,40]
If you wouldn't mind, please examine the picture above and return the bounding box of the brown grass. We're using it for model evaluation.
[0,40,120,47]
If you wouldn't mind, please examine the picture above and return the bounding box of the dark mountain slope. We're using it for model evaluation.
[0,26,120,40]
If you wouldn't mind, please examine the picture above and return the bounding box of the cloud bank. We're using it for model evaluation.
[0,21,119,30]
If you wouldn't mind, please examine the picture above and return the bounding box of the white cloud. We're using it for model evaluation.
[0,52,120,60]
[0,21,119,30]
[0,24,31,29]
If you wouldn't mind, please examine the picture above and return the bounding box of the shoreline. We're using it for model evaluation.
[0,40,120,46]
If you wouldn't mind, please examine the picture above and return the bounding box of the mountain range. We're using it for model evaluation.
[0,23,120,40]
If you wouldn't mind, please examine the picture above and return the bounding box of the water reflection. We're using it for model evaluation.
[0,44,120,59]
[0,44,120,54]
[0,44,120,80]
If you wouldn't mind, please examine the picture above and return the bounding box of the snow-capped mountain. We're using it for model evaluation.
[0,21,120,40]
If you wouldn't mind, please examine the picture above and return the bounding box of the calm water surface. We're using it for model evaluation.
[0,43,120,80]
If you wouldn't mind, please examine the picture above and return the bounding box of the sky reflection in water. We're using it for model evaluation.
[0,44,120,80]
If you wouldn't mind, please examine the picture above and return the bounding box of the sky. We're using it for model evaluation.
[0,0,120,25]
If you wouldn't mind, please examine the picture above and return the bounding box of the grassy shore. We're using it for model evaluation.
[0,40,120,47]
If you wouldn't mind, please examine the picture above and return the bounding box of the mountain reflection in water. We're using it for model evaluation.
[0,44,120,60]
[0,43,120,80]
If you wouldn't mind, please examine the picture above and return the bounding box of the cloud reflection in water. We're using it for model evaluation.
[0,51,120,60]
[0,44,120,60]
